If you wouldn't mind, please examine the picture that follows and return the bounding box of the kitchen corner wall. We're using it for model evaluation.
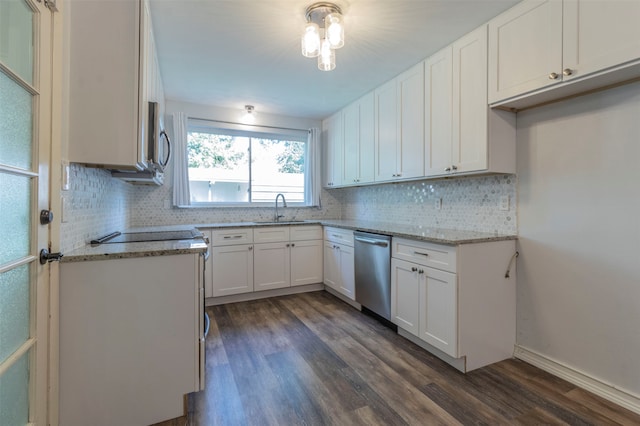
[335,174,517,234]
[60,164,133,252]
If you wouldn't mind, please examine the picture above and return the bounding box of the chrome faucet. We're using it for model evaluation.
[275,193,287,222]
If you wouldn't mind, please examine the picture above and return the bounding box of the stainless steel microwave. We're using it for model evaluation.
[147,101,171,172]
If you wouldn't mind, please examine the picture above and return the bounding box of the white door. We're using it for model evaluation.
[0,0,54,424]
[290,240,323,287]
[374,79,397,182]
[397,62,424,179]
[211,245,254,296]
[419,267,458,358]
[391,259,420,336]
[323,241,340,291]
[338,244,355,300]
[342,100,359,185]
[425,47,453,177]
[253,242,290,291]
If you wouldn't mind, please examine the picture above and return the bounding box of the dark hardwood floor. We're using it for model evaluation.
[155,291,640,426]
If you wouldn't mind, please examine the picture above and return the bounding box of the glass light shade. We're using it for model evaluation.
[318,38,335,71]
[301,22,320,58]
[325,13,344,49]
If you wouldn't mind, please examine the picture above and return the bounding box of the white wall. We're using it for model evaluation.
[517,82,640,397]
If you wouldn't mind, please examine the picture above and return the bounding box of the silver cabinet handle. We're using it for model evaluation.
[549,72,559,80]
[563,68,573,76]
[223,235,243,239]
[414,251,429,257]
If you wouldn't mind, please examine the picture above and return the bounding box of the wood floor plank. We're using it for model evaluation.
[155,291,640,426]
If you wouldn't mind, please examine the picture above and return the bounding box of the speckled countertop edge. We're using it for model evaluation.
[63,220,516,263]
[193,219,517,245]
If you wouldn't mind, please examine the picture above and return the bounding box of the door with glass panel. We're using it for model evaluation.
[1,0,54,425]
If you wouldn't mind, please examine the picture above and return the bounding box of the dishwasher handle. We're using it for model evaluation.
[354,236,389,247]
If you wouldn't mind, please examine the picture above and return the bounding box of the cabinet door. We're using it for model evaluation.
[254,242,290,291]
[397,62,425,179]
[425,47,453,177]
[358,92,376,184]
[338,244,355,300]
[563,0,640,81]
[291,240,323,286]
[374,79,398,182]
[323,112,343,187]
[342,101,360,185]
[211,244,254,297]
[488,0,563,103]
[391,259,420,336]
[452,25,488,174]
[419,267,458,357]
[323,241,340,291]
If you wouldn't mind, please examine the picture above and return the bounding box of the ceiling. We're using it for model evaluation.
[149,0,519,121]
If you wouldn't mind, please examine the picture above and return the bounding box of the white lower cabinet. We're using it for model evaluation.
[207,226,323,298]
[391,237,516,372]
[211,243,254,297]
[323,227,355,300]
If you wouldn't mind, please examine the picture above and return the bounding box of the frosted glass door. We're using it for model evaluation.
[0,0,52,424]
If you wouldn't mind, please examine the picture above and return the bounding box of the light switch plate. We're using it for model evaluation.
[435,198,442,210]
[62,161,70,191]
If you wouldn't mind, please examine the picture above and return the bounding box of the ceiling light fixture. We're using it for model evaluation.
[241,105,256,124]
[301,2,344,71]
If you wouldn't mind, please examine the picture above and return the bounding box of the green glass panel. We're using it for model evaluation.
[0,351,30,426]
[0,0,33,83]
[0,265,30,363]
[0,72,33,170]
[0,173,31,265]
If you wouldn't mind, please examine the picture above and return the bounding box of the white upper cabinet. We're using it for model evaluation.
[563,0,640,80]
[375,62,425,182]
[342,92,375,185]
[68,0,161,170]
[426,25,515,178]
[488,0,563,104]
[424,47,453,176]
[322,111,343,188]
[489,0,640,108]
[374,79,398,182]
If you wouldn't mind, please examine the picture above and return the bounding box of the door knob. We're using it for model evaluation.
[40,248,63,265]
[40,209,54,225]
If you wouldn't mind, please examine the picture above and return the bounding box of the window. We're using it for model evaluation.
[187,122,310,206]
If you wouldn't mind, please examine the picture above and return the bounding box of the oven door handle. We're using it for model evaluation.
[204,312,210,339]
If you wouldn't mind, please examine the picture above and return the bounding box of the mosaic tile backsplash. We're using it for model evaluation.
[60,164,132,252]
[60,164,516,251]
[128,164,342,227]
[335,174,517,235]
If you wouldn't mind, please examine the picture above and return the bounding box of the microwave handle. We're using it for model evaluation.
[159,129,171,167]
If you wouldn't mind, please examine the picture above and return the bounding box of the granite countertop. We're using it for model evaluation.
[194,219,517,245]
[63,220,516,263]
[61,225,208,263]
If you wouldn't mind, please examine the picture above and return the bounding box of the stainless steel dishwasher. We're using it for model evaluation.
[354,231,392,321]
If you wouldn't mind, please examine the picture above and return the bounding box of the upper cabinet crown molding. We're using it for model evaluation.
[489,0,640,110]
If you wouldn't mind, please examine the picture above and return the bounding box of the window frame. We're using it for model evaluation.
[186,120,311,208]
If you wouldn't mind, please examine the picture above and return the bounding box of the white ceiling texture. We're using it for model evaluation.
[149,0,520,120]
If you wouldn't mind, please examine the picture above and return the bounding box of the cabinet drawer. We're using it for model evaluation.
[392,238,456,273]
[290,225,323,241]
[323,227,354,246]
[253,226,290,243]
[211,228,254,246]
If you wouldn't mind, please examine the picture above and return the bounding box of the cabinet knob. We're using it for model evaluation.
[451,165,458,171]
[548,72,559,80]
[411,267,418,272]
[291,243,295,247]
[286,243,290,247]
[563,68,573,76]
[444,167,451,172]
[418,269,424,274]
[249,246,253,251]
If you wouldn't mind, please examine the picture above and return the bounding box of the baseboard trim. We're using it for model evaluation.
[323,286,362,310]
[514,345,640,415]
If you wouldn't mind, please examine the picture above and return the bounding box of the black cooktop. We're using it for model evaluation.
[91,229,202,245]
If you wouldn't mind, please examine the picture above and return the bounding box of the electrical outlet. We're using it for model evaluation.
[435,198,442,210]
[499,195,510,211]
